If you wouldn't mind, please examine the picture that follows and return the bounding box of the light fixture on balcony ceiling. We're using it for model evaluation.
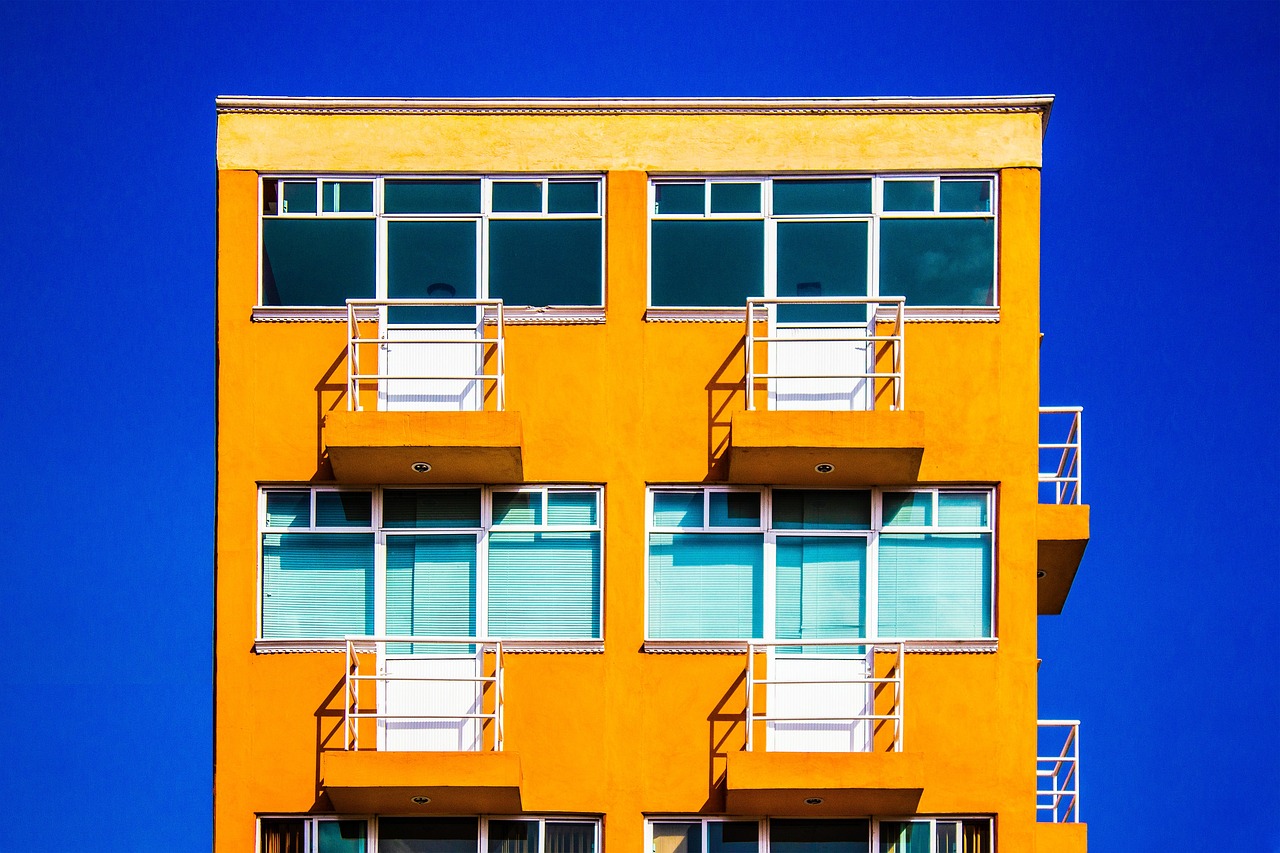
[814,463,835,474]
[1037,570,1047,578]
[411,462,432,474]
[804,797,824,806]
[411,796,431,805]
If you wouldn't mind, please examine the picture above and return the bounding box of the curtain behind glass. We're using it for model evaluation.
[488,820,538,853]
[546,823,595,853]
[652,824,701,853]
[260,819,304,853]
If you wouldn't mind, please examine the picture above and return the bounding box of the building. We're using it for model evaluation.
[215,96,1090,853]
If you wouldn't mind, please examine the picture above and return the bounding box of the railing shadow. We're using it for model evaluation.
[705,336,749,480]
[314,345,348,479]
[704,668,747,812]
[311,674,347,809]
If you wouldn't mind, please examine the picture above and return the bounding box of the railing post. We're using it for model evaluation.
[744,300,756,412]
[745,642,755,751]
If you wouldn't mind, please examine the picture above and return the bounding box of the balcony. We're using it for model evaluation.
[728,297,925,486]
[322,300,523,483]
[726,639,924,816]
[320,636,522,813]
[1037,407,1090,614]
[1036,720,1086,850]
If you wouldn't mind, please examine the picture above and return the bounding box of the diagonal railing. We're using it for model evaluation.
[1039,406,1083,504]
[1037,719,1081,822]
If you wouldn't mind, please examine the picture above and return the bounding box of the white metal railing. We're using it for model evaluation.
[1037,720,1081,822]
[744,297,906,412]
[343,636,504,752]
[1039,407,1083,504]
[346,299,506,412]
[745,639,905,753]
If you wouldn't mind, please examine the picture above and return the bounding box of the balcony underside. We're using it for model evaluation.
[1037,504,1090,615]
[1035,823,1088,853]
[323,410,523,483]
[727,410,925,485]
[725,751,924,816]
[321,750,522,813]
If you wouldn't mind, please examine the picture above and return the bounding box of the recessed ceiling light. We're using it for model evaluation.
[411,462,431,474]
[1036,570,1047,578]
[804,797,824,806]
[411,795,431,805]
[814,463,835,474]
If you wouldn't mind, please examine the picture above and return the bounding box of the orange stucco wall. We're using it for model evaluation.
[216,109,1067,852]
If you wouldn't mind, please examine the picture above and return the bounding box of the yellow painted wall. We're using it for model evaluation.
[216,108,1063,852]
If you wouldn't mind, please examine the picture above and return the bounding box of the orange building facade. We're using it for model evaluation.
[215,97,1090,853]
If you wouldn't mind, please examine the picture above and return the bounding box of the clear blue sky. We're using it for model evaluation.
[0,2,1275,851]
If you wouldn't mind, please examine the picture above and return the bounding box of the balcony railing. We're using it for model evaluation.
[1039,406,1083,504]
[745,639,905,753]
[1037,720,1081,822]
[346,299,506,413]
[744,297,906,412]
[343,636,504,752]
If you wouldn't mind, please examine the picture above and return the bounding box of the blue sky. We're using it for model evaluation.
[0,1,1276,850]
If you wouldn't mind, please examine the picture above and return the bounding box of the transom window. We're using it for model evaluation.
[648,176,995,309]
[646,487,993,641]
[259,486,603,643]
[260,176,604,309]
[647,817,991,853]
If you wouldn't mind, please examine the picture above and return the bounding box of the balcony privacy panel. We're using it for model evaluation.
[381,650,484,752]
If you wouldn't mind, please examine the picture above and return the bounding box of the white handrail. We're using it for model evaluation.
[1039,407,1083,504]
[346,299,506,412]
[342,636,504,752]
[745,639,905,753]
[1037,719,1081,822]
[744,296,906,412]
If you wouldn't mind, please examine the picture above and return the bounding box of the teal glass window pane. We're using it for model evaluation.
[385,180,482,214]
[261,533,374,638]
[651,220,764,307]
[315,491,372,528]
[882,492,932,527]
[877,822,930,853]
[493,492,542,526]
[265,491,310,528]
[488,531,601,638]
[776,537,867,647]
[647,533,763,638]
[548,181,599,214]
[317,821,367,853]
[383,489,481,529]
[709,492,761,527]
[387,220,477,322]
[489,820,539,853]
[655,183,704,214]
[492,181,543,213]
[489,220,603,306]
[772,490,871,530]
[879,218,995,306]
[653,492,703,528]
[547,491,599,526]
[710,182,761,214]
[281,180,317,214]
[940,179,992,213]
[709,822,758,853]
[877,534,993,638]
[937,493,988,527]
[776,220,869,323]
[882,181,934,212]
[773,180,872,215]
[386,535,477,653]
[322,181,374,213]
[770,820,869,853]
[262,219,375,306]
[379,818,479,853]
[546,824,595,853]
[652,825,702,853]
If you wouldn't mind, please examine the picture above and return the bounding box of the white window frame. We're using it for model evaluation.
[258,815,602,853]
[257,485,605,646]
[647,174,998,311]
[643,486,995,643]
[256,815,372,853]
[644,817,994,853]
[259,174,607,309]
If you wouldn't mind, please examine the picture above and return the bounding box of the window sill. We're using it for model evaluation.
[253,638,604,654]
[642,639,998,654]
[644,306,999,323]
[250,306,606,324]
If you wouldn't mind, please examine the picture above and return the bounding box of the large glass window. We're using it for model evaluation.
[646,487,993,642]
[649,176,995,309]
[259,486,603,643]
[262,817,598,853]
[646,820,988,853]
[261,176,603,308]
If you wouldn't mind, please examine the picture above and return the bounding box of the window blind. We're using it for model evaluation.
[876,534,992,638]
[775,537,867,651]
[487,532,601,638]
[385,534,478,653]
[648,533,763,639]
[261,533,374,638]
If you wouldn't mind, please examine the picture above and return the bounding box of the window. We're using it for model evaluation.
[648,176,995,309]
[647,819,990,853]
[261,817,598,853]
[261,176,604,308]
[646,488,992,642]
[259,486,603,643]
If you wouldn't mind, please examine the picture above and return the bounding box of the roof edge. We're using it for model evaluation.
[216,95,1055,119]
